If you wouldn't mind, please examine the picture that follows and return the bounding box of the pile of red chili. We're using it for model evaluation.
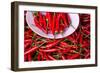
[33,12,70,34]
[24,11,90,61]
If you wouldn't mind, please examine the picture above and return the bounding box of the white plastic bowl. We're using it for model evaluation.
[26,12,79,39]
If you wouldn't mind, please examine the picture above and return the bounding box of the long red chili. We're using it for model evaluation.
[46,12,52,32]
[60,13,69,27]
[39,12,47,33]
[59,24,65,33]
[41,40,61,48]
[47,55,56,60]
[51,13,56,35]
[40,49,57,52]
[24,46,38,55]
[68,54,80,59]
[55,13,60,33]
[34,16,47,33]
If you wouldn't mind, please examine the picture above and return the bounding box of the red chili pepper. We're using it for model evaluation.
[83,30,90,35]
[27,54,32,61]
[25,41,46,55]
[24,35,33,39]
[59,24,65,34]
[60,42,69,47]
[34,16,47,33]
[24,43,31,49]
[58,50,65,60]
[24,39,32,44]
[79,34,83,44]
[56,46,69,53]
[55,13,69,34]
[35,41,44,45]
[75,32,80,41]
[41,40,61,48]
[85,50,90,59]
[60,13,69,27]
[38,12,47,33]
[82,19,90,23]
[24,29,32,36]
[37,54,41,61]
[40,48,57,52]
[66,36,77,44]
[61,55,66,60]
[82,41,90,48]
[24,55,27,61]
[39,51,45,61]
[61,48,71,53]
[47,55,56,60]
[24,46,38,55]
[51,12,56,34]
[55,13,60,33]
[46,12,52,32]
[43,52,50,60]
[43,15,48,33]
[68,53,80,59]
[82,25,90,31]
[60,41,78,49]
[66,13,71,25]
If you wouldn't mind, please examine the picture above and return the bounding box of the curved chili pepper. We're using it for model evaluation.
[62,48,71,53]
[85,50,90,59]
[24,43,31,49]
[61,55,66,60]
[47,55,56,60]
[41,40,61,48]
[25,41,46,55]
[68,53,80,59]
[40,49,57,52]
[60,42,69,46]
[24,46,38,55]
[83,30,90,35]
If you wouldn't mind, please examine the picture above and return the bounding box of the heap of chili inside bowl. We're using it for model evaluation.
[33,12,71,35]
[24,11,90,61]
